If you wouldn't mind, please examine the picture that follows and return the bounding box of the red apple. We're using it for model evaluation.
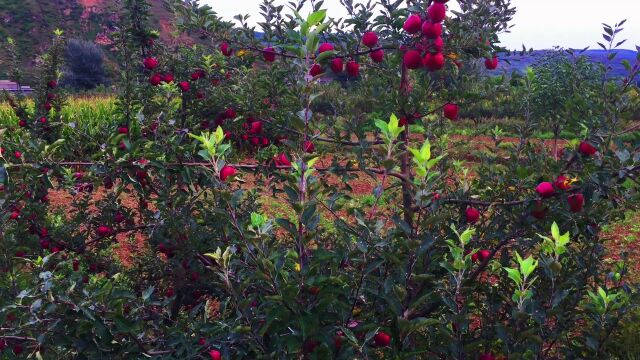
[432,37,444,52]
[224,108,237,119]
[465,207,480,223]
[162,73,174,83]
[535,182,555,198]
[568,193,584,212]
[263,47,276,62]
[303,140,315,153]
[220,42,233,56]
[143,57,159,70]
[346,61,360,77]
[428,2,447,23]
[303,339,320,353]
[249,121,263,134]
[403,14,422,34]
[531,200,547,220]
[443,103,459,120]
[374,331,391,347]
[424,52,445,71]
[404,50,423,69]
[330,58,344,73]
[274,153,292,167]
[578,141,597,156]
[485,56,499,70]
[479,352,496,360]
[220,166,237,182]
[209,349,222,360]
[178,81,190,92]
[318,43,334,53]
[370,49,385,63]
[96,225,113,237]
[362,31,379,48]
[149,73,162,86]
[422,21,443,39]
[309,64,324,77]
[478,249,491,262]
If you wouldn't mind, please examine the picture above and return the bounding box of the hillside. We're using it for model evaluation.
[0,0,184,76]
[499,49,638,78]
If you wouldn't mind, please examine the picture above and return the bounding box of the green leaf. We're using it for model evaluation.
[215,126,225,144]
[307,157,319,169]
[459,228,476,245]
[305,31,319,54]
[504,267,522,286]
[388,113,399,135]
[551,222,560,240]
[307,9,327,26]
[420,140,431,161]
[409,148,424,163]
[251,212,267,227]
[300,21,310,37]
[315,50,336,63]
[517,253,538,279]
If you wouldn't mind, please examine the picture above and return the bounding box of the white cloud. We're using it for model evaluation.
[201,0,640,49]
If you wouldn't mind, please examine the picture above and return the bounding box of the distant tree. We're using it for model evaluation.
[63,39,109,90]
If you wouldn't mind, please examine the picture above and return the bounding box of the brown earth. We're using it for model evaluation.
[40,135,638,278]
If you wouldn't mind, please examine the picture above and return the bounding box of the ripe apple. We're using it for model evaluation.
[404,50,423,69]
[220,42,233,56]
[485,56,499,70]
[318,43,334,53]
[443,103,459,120]
[554,175,571,191]
[578,141,597,156]
[535,182,555,198]
[209,349,222,360]
[362,31,379,48]
[149,73,162,86]
[422,21,443,39]
[330,58,344,73]
[263,47,276,62]
[309,64,324,77]
[96,225,113,237]
[465,207,480,223]
[370,49,384,63]
[423,52,445,71]
[346,61,360,77]
[143,57,159,70]
[567,193,584,212]
[374,331,391,347]
[428,2,447,23]
[303,140,315,153]
[178,81,190,92]
[403,14,422,34]
[220,166,237,181]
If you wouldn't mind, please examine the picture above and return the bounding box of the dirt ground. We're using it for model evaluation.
[42,135,638,278]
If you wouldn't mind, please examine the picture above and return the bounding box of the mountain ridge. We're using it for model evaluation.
[0,0,185,75]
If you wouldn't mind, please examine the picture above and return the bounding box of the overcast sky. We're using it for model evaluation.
[201,0,640,50]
